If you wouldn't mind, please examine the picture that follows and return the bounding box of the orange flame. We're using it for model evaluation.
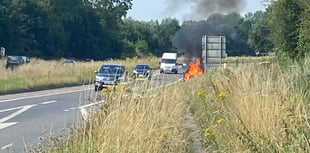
[183,58,204,81]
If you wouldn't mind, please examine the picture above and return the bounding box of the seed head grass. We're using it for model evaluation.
[37,81,190,153]
[184,57,310,152]
[23,56,310,152]
[0,57,159,94]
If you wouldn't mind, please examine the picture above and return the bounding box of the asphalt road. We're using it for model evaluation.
[0,68,185,153]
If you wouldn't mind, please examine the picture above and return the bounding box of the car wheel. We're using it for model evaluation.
[94,86,100,92]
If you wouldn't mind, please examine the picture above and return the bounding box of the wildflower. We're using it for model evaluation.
[161,131,170,138]
[101,101,109,108]
[217,118,224,124]
[101,85,113,95]
[197,88,205,98]
[101,88,108,95]
[107,85,114,91]
[204,128,211,138]
[218,92,226,101]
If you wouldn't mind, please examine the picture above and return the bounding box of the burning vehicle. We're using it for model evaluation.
[183,58,204,81]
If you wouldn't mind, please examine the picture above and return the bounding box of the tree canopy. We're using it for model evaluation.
[0,0,309,60]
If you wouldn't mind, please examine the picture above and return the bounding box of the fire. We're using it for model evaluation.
[183,58,204,81]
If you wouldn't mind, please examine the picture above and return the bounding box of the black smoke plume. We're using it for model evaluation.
[163,0,246,21]
[166,0,246,59]
[172,13,240,59]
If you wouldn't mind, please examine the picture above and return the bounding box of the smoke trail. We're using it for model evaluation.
[163,0,245,21]
[172,13,240,59]
[165,0,245,59]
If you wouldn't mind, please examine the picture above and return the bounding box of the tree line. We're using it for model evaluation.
[0,0,309,60]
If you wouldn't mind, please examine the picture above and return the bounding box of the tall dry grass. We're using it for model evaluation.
[32,79,190,153]
[0,57,160,94]
[0,58,101,93]
[184,57,310,152]
[26,55,310,153]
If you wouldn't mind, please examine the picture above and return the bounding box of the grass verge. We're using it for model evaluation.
[30,80,191,153]
[0,57,159,95]
[184,57,310,152]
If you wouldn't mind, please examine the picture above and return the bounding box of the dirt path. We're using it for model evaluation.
[185,106,207,153]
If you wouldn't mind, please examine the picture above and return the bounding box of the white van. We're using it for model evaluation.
[160,52,178,74]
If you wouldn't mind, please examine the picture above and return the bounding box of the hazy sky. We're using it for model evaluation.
[127,0,266,21]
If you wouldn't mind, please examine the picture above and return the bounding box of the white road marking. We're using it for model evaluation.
[0,100,56,130]
[0,105,35,123]
[68,108,77,110]
[40,100,58,105]
[79,101,101,109]
[64,109,69,112]
[0,105,35,130]
[79,108,89,120]
[78,101,102,120]
[1,143,13,150]
[0,106,22,113]
[0,122,18,130]
[0,89,88,104]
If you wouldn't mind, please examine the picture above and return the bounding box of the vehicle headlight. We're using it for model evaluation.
[146,70,150,73]
[117,76,124,81]
[95,76,103,81]
[133,70,138,74]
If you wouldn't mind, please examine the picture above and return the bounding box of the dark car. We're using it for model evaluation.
[94,64,127,91]
[182,59,190,70]
[132,64,151,79]
[5,56,30,69]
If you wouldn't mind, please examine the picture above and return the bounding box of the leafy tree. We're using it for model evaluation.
[297,0,310,58]
[91,0,133,59]
[0,0,16,53]
[267,0,303,59]
[155,18,181,55]
[120,39,135,58]
[245,11,273,55]
[120,19,155,57]
[135,39,149,57]
[120,18,180,57]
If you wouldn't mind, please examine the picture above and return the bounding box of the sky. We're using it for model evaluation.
[127,0,266,22]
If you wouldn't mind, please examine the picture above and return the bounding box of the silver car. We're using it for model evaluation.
[94,64,126,91]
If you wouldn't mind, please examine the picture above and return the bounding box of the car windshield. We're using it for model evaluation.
[135,65,150,70]
[99,65,124,74]
[161,59,176,64]
[7,56,22,61]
